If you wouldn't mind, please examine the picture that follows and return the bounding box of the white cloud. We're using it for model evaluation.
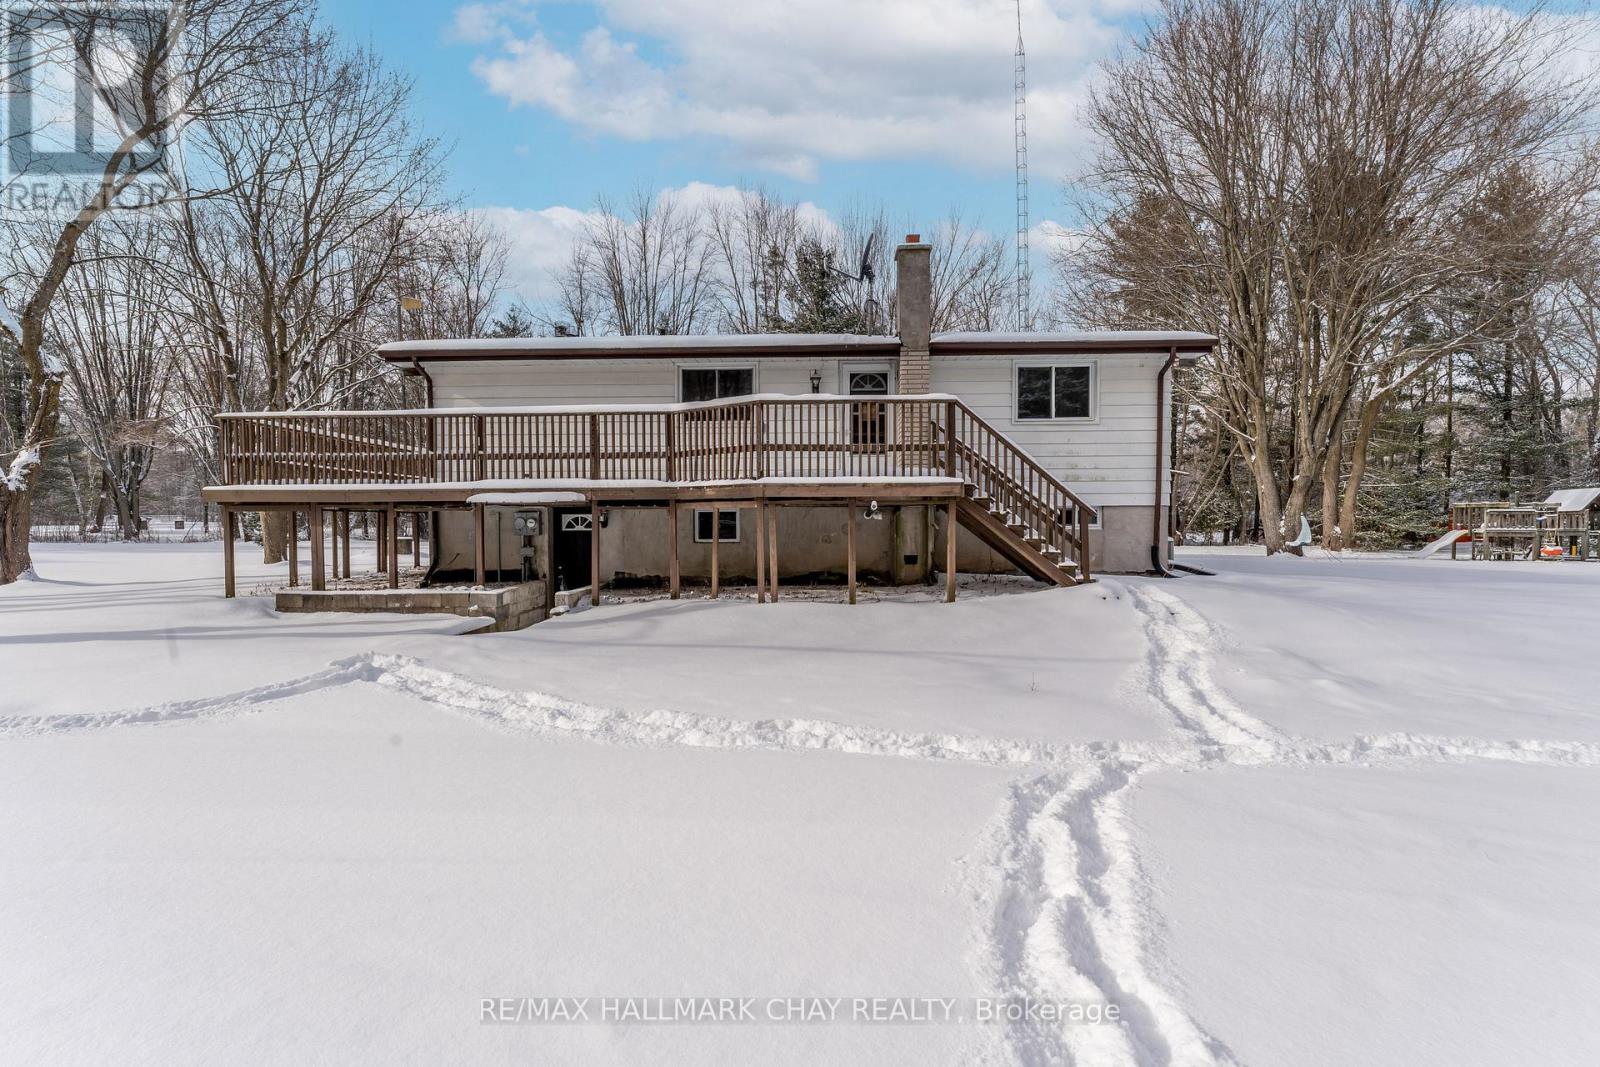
[472,203,602,305]
[461,0,1127,180]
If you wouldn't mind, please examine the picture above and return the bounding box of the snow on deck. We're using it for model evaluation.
[3,543,1599,1064]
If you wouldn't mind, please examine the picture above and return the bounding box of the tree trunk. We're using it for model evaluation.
[261,510,288,564]
[0,489,34,582]
[115,493,139,541]
[93,470,109,532]
[1336,394,1386,551]
[1321,427,1344,550]
[1246,449,1289,553]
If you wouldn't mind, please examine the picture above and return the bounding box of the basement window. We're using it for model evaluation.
[694,509,740,543]
[1016,363,1095,421]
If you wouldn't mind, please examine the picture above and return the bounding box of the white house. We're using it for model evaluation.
[204,236,1213,606]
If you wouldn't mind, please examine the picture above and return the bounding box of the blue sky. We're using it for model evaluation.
[316,0,1144,301]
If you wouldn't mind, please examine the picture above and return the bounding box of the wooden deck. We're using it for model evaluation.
[204,395,1098,600]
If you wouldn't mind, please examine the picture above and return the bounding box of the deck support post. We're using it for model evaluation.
[590,499,600,607]
[376,510,387,574]
[668,500,681,599]
[945,501,957,603]
[412,512,422,567]
[767,503,779,601]
[473,503,486,588]
[754,501,767,603]
[286,510,299,587]
[710,505,720,599]
[310,507,326,591]
[341,511,352,576]
[329,511,340,580]
[847,500,858,605]
[386,508,399,589]
[222,507,236,598]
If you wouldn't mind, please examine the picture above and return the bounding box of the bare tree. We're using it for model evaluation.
[397,211,510,339]
[0,0,304,582]
[585,188,715,336]
[50,219,184,537]
[928,213,1011,332]
[177,29,445,561]
[705,188,807,333]
[1066,0,1598,552]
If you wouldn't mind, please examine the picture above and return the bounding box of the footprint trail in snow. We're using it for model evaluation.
[4,581,1599,1067]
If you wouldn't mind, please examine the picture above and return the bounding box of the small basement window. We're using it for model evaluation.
[694,509,740,543]
[1016,363,1095,421]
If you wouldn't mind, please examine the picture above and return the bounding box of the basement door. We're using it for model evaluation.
[552,508,593,592]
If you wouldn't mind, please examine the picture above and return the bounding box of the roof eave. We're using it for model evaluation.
[929,337,1216,357]
[378,338,901,364]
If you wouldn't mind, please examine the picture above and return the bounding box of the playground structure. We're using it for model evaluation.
[1447,488,1600,561]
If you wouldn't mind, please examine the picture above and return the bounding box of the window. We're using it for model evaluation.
[1062,503,1101,530]
[680,367,754,403]
[1016,363,1094,420]
[694,509,740,543]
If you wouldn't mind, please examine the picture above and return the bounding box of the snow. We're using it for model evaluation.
[0,293,20,339]
[932,329,1216,346]
[3,446,40,492]
[1543,486,1600,512]
[376,330,1217,360]
[465,491,588,505]
[216,392,963,417]
[380,333,900,356]
[4,542,1600,1064]
[1132,761,1600,1066]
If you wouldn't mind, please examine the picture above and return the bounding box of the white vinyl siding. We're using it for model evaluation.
[931,354,1165,508]
[427,352,1168,509]
[427,357,830,408]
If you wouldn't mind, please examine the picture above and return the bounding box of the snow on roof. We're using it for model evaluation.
[466,492,589,506]
[380,334,897,361]
[1543,487,1600,512]
[931,330,1217,346]
[378,329,1218,363]
[216,393,962,418]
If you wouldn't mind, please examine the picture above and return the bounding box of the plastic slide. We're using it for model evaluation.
[1413,528,1471,559]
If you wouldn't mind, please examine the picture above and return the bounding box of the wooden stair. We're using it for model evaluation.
[955,496,1083,587]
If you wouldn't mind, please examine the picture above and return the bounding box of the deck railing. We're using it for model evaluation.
[218,395,1095,559]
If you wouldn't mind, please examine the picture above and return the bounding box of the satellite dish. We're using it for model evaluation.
[831,232,877,284]
[857,232,876,285]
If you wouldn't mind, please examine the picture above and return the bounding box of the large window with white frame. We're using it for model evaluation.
[1015,362,1095,421]
[693,509,740,543]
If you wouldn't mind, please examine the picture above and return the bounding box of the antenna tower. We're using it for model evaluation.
[1013,0,1031,330]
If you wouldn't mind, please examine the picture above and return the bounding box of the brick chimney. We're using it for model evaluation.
[894,234,932,394]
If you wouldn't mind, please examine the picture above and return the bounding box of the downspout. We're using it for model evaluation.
[1152,347,1178,575]
[410,355,442,582]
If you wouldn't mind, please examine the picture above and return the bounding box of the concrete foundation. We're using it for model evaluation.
[275,581,547,632]
[435,503,1169,588]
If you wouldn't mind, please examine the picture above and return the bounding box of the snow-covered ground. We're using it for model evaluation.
[3,542,1597,1065]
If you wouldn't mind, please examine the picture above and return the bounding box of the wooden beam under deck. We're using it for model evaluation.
[201,479,966,510]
